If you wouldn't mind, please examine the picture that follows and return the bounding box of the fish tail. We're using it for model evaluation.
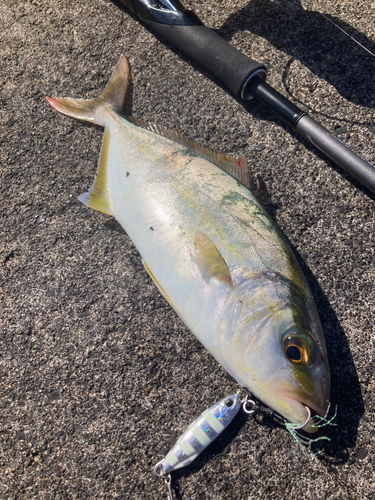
[46,55,130,126]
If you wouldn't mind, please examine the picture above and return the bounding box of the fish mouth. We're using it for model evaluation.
[277,392,329,434]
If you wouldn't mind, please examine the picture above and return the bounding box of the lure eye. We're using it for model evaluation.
[225,398,234,407]
[284,335,309,364]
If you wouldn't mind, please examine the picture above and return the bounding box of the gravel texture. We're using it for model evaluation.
[1,0,375,499]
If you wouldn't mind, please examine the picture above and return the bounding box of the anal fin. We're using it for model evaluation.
[143,260,181,315]
[78,128,113,215]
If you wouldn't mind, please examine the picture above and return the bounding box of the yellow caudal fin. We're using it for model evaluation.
[78,128,113,215]
[46,55,130,126]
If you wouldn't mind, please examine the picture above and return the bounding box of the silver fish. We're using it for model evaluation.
[46,55,330,432]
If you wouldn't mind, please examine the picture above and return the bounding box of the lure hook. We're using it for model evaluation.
[164,474,174,500]
[293,406,311,431]
[285,404,338,454]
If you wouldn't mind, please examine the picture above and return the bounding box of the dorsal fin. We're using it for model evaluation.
[125,116,251,190]
[194,230,232,285]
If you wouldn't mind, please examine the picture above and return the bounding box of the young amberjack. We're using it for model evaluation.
[47,55,330,431]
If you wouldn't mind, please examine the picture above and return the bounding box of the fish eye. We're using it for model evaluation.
[286,345,302,361]
[283,335,309,364]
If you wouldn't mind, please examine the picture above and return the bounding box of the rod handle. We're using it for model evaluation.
[143,21,267,100]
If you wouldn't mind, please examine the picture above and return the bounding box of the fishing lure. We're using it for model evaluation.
[154,391,255,499]
[154,393,337,499]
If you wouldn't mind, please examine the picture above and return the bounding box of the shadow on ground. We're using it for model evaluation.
[217,0,375,109]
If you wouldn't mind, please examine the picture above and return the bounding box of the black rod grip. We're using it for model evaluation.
[143,20,267,100]
[246,77,305,129]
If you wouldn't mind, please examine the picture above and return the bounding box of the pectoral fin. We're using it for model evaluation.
[194,231,232,285]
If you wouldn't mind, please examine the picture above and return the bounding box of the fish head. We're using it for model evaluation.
[218,273,330,433]
[268,327,330,432]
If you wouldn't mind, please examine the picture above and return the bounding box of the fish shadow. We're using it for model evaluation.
[289,243,364,462]
[217,0,375,110]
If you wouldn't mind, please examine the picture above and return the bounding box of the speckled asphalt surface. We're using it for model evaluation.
[1,1,375,499]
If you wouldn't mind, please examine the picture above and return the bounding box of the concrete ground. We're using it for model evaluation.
[1,0,374,498]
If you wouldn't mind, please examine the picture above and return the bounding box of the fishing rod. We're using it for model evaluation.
[117,0,375,195]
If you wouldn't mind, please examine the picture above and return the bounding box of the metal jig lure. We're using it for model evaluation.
[154,392,336,498]
[154,390,255,499]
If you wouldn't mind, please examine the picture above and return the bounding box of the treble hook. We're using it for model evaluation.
[163,475,193,500]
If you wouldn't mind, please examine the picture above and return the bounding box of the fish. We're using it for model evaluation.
[46,55,330,433]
